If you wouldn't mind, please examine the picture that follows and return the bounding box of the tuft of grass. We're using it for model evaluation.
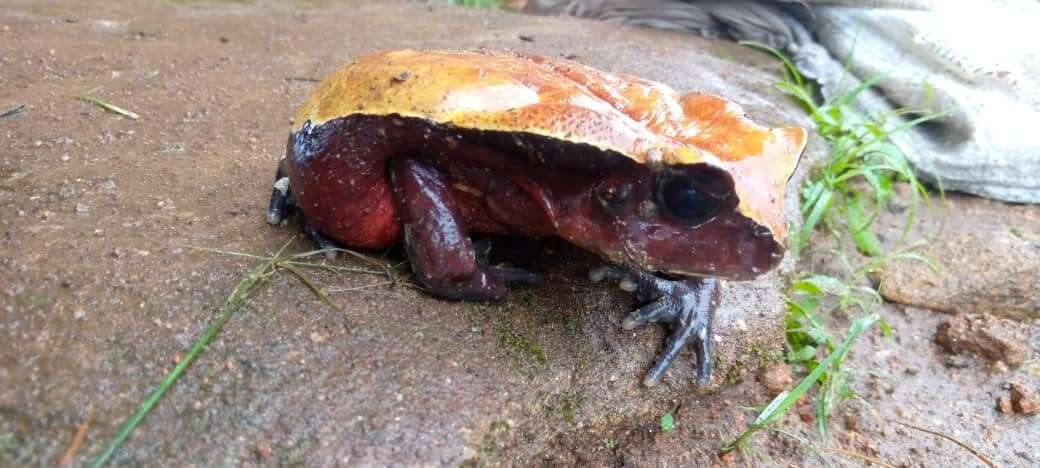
[723,314,878,452]
[725,44,943,450]
[89,242,289,467]
[743,43,941,258]
[89,240,398,467]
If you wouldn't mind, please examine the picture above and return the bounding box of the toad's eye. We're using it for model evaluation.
[657,170,724,225]
[595,180,632,212]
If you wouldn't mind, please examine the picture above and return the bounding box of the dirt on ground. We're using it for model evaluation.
[1,1,1038,467]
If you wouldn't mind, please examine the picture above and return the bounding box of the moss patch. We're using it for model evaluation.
[461,420,511,467]
[496,323,547,376]
[0,433,37,466]
[545,390,586,425]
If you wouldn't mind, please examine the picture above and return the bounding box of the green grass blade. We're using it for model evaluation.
[722,314,879,452]
[89,245,286,467]
[844,192,884,256]
[798,187,834,246]
[76,95,140,120]
[831,73,887,107]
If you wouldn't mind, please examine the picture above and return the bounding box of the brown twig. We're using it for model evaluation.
[891,420,996,468]
[58,408,95,467]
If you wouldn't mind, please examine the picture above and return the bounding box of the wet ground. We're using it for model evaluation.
[1,1,1037,466]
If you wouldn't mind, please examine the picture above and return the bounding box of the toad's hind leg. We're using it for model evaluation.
[389,157,539,301]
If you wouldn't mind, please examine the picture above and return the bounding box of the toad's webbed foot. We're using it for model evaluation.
[302,217,340,260]
[472,238,542,286]
[590,265,720,387]
[267,158,339,259]
[267,158,294,225]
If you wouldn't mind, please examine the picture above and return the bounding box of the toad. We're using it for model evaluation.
[267,49,806,386]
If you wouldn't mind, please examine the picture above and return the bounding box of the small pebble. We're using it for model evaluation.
[255,441,273,460]
[310,332,326,344]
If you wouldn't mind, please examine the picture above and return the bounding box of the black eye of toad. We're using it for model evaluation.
[595,181,632,212]
[658,174,721,224]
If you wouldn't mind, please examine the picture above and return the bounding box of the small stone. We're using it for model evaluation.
[75,202,89,213]
[797,405,814,424]
[878,229,1040,321]
[256,441,273,460]
[1009,380,1040,415]
[717,449,739,466]
[757,362,793,395]
[61,154,70,162]
[310,332,326,344]
[935,313,1030,367]
[73,308,86,320]
[100,180,117,191]
[997,395,1014,414]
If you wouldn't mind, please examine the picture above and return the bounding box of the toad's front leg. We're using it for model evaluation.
[591,266,720,387]
[389,157,539,301]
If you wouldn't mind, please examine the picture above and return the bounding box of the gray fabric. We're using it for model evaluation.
[523,0,1040,203]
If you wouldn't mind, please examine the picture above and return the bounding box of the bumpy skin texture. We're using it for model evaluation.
[268,49,806,386]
